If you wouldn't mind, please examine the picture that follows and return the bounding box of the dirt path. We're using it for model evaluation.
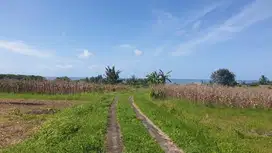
[106,97,123,153]
[129,96,184,153]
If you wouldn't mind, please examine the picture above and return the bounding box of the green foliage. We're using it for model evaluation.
[134,91,272,153]
[158,69,172,84]
[117,94,163,153]
[146,71,161,84]
[55,76,71,81]
[146,69,172,85]
[211,69,236,86]
[105,66,121,84]
[150,88,166,99]
[124,75,148,87]
[3,94,111,153]
[83,75,105,83]
[259,75,270,85]
[0,74,45,81]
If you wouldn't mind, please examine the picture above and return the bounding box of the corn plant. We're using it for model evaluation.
[151,84,272,108]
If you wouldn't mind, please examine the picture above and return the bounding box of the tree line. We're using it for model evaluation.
[0,74,45,81]
[210,69,271,86]
[0,67,270,87]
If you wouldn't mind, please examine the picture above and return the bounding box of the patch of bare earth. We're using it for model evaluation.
[0,99,73,148]
[106,97,123,153]
[129,96,184,153]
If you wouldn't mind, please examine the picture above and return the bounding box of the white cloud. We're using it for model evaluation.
[119,44,133,48]
[0,40,52,58]
[88,65,99,70]
[192,20,201,30]
[172,0,272,56]
[134,49,143,56]
[56,64,73,69]
[78,49,93,59]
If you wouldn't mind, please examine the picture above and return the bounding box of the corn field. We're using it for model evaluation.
[152,84,272,108]
[0,79,128,94]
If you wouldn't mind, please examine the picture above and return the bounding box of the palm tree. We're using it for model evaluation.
[105,66,121,84]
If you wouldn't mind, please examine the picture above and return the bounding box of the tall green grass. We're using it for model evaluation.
[134,91,272,153]
[0,92,107,101]
[2,94,112,153]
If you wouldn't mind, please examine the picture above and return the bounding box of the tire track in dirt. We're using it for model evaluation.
[129,96,184,153]
[106,97,123,153]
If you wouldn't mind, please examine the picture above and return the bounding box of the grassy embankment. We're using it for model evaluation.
[117,93,163,153]
[134,90,272,153]
[1,93,113,153]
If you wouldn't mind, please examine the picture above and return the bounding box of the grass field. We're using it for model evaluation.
[1,93,112,153]
[117,93,163,153]
[134,90,272,153]
[0,88,271,153]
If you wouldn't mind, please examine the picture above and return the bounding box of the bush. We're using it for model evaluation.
[150,87,166,99]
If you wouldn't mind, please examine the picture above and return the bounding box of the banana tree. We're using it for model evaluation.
[146,70,172,84]
[158,69,172,84]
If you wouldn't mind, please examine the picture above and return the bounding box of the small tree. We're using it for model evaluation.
[259,75,269,85]
[55,76,71,81]
[105,66,121,84]
[211,69,236,86]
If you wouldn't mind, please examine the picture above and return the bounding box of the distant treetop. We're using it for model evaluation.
[0,74,45,81]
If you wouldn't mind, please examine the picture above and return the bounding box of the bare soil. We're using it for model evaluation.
[129,96,183,153]
[0,99,72,148]
[106,97,123,153]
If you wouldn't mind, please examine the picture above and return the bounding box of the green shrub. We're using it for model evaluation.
[150,88,166,99]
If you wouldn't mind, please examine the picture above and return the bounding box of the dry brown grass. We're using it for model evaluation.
[0,99,73,148]
[0,79,128,94]
[152,84,272,108]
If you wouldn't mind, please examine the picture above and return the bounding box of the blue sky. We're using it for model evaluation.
[0,0,272,80]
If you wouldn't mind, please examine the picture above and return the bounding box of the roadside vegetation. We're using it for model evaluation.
[2,94,112,153]
[117,93,163,153]
[151,84,272,108]
[134,90,272,153]
[0,66,271,153]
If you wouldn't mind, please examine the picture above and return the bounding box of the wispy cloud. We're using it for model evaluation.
[119,44,133,48]
[78,49,93,59]
[0,40,52,58]
[192,20,201,30]
[117,44,144,56]
[172,0,272,56]
[134,49,143,56]
[152,2,222,36]
[150,2,224,57]
[182,2,222,28]
[88,65,99,70]
[56,64,73,69]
